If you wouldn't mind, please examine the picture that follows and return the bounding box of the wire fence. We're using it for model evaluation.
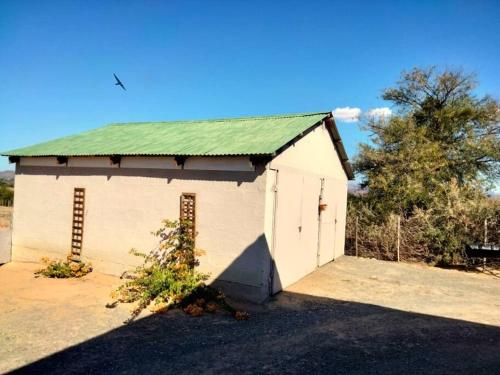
[345,213,499,263]
[0,199,13,207]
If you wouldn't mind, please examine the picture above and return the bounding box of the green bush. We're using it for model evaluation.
[108,219,249,322]
[0,182,13,203]
[35,257,93,278]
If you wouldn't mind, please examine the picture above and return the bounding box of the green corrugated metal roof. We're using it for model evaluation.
[2,112,331,157]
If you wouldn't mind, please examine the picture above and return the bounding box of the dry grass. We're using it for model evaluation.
[0,206,12,228]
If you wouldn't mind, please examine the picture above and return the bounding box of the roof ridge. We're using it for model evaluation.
[106,111,331,127]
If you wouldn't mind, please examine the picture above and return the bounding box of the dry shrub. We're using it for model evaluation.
[0,206,12,228]
[35,257,93,278]
[346,192,500,265]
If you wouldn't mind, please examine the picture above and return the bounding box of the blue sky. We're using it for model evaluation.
[1,0,499,171]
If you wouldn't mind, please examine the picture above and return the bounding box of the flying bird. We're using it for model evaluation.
[113,73,126,91]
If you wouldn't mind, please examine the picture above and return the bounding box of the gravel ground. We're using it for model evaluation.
[1,257,499,374]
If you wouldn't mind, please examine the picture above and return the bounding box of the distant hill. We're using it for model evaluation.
[0,170,14,185]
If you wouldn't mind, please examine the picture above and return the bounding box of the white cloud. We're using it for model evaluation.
[332,107,361,123]
[367,107,392,119]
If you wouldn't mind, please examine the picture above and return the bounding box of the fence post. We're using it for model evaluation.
[484,218,488,244]
[355,216,359,257]
[396,215,401,262]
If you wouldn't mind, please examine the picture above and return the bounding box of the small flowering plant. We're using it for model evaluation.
[107,219,249,323]
[35,257,92,278]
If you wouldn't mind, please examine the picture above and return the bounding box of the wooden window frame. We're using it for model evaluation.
[180,193,196,243]
[70,188,85,260]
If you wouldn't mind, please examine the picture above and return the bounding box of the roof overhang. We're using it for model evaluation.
[324,114,355,180]
[2,112,354,180]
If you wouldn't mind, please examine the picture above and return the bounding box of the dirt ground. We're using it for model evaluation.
[1,257,499,374]
[287,256,500,326]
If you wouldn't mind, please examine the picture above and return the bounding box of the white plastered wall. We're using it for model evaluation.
[265,122,349,292]
[12,156,271,301]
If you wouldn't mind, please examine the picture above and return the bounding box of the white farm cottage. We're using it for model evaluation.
[3,112,354,301]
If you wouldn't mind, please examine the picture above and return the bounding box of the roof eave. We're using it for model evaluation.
[324,115,355,180]
[265,113,355,181]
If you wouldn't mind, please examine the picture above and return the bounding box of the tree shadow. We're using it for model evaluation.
[437,263,500,279]
[8,291,500,374]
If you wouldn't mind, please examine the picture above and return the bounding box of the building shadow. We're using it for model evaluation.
[17,165,262,185]
[211,233,278,303]
[8,290,500,374]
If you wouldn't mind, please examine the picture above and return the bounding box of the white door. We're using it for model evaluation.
[271,169,321,294]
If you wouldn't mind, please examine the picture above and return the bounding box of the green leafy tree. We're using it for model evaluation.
[351,67,499,263]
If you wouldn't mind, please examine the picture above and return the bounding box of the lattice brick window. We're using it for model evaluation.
[180,193,196,241]
[71,188,85,259]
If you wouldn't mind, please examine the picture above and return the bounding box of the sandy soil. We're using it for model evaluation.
[0,262,132,373]
[287,256,500,326]
[0,258,499,374]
